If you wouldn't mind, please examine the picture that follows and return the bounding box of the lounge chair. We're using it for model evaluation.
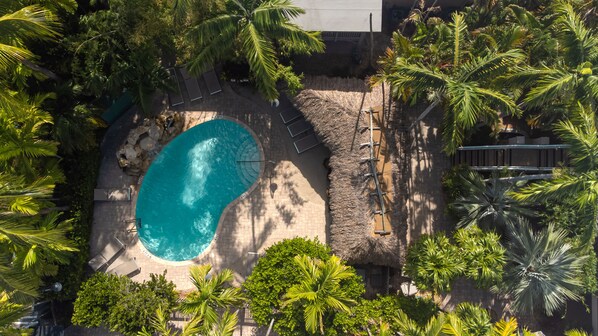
[93,188,131,201]
[202,69,222,95]
[279,107,302,124]
[167,68,184,107]
[287,118,313,138]
[294,132,320,154]
[106,255,140,277]
[180,68,203,103]
[88,237,125,271]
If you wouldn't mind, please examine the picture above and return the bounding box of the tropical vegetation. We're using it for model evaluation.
[404,228,504,293]
[72,272,177,335]
[179,0,325,101]
[1,0,597,334]
[500,219,586,316]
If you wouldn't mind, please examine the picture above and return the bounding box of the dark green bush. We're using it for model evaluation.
[334,294,439,335]
[441,164,472,217]
[144,272,178,313]
[71,273,132,327]
[72,272,178,335]
[108,286,166,335]
[243,237,365,336]
[50,147,100,299]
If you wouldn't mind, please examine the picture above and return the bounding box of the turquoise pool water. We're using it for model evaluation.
[136,119,261,261]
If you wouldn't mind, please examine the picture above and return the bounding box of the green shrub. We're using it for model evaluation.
[244,237,365,336]
[51,147,101,299]
[454,227,505,288]
[396,295,439,326]
[441,165,472,217]
[72,273,132,327]
[144,272,178,313]
[404,234,465,293]
[334,294,439,335]
[108,286,166,335]
[72,272,178,335]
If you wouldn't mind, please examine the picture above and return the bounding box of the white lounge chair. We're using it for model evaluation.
[287,118,313,138]
[167,68,184,107]
[88,237,125,271]
[93,188,131,201]
[294,132,320,154]
[203,69,222,95]
[180,68,203,102]
[106,255,140,277]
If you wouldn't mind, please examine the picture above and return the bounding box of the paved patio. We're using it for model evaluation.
[90,82,330,293]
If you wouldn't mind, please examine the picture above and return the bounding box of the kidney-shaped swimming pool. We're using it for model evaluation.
[136,119,262,261]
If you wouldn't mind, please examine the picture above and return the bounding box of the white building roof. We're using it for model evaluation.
[291,0,382,32]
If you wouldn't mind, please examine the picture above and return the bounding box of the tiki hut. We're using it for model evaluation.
[292,76,405,267]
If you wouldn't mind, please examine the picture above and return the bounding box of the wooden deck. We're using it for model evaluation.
[453,144,570,171]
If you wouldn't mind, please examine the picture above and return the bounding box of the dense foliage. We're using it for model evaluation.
[501,219,586,316]
[405,228,505,292]
[179,0,324,100]
[333,294,439,335]
[72,272,177,335]
[69,0,174,113]
[1,0,597,332]
[244,238,364,336]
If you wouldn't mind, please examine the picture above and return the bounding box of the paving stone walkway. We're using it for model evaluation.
[87,83,329,335]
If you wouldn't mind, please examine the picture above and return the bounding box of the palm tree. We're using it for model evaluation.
[0,255,38,300]
[0,3,60,111]
[441,313,518,336]
[138,305,203,336]
[513,103,598,242]
[383,12,525,154]
[179,265,244,328]
[450,170,534,230]
[396,303,520,336]
[454,228,505,288]
[404,233,465,293]
[394,310,445,336]
[0,93,59,178]
[0,172,56,215]
[282,255,356,335]
[452,302,493,335]
[0,291,30,335]
[509,0,598,109]
[500,218,585,316]
[564,330,591,336]
[185,0,325,101]
[0,4,59,72]
[139,305,238,336]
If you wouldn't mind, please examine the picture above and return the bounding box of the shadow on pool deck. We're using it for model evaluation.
[90,82,331,294]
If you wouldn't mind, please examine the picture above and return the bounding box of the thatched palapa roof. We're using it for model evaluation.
[292,76,404,266]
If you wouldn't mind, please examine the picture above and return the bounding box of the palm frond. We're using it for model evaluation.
[252,0,305,27]
[554,103,598,172]
[208,309,238,336]
[449,12,467,67]
[502,219,585,316]
[564,329,591,336]
[523,69,575,107]
[491,318,518,336]
[460,50,525,84]
[0,5,60,70]
[239,23,278,100]
[552,0,598,66]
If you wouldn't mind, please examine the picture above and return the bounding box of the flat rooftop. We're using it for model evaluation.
[291,0,382,32]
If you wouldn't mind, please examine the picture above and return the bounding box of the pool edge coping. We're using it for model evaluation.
[130,115,266,266]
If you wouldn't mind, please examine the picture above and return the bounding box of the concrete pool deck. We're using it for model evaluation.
[90,83,330,292]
